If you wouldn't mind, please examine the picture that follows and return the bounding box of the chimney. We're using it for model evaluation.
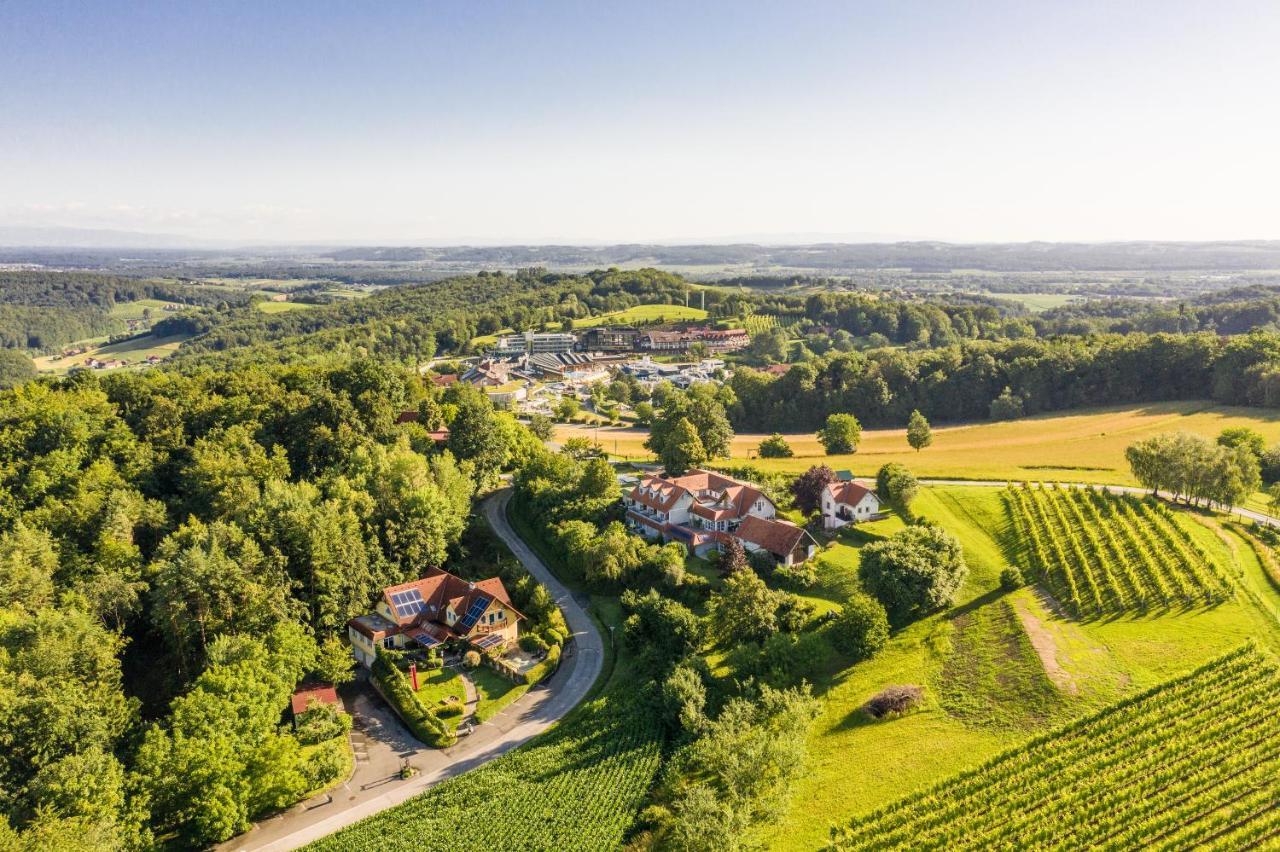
[468,582,475,591]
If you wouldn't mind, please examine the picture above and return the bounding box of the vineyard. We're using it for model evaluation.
[305,690,662,852]
[743,311,805,336]
[829,645,1280,851]
[1003,485,1233,618]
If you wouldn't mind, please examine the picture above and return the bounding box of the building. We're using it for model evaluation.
[290,683,340,724]
[623,469,777,557]
[734,515,819,567]
[492,331,578,356]
[347,567,524,668]
[637,326,750,354]
[821,480,884,529]
[579,326,640,352]
[461,359,514,387]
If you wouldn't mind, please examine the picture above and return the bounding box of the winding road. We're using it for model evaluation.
[223,488,604,851]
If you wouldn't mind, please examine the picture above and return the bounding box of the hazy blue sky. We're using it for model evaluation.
[2,1,1278,243]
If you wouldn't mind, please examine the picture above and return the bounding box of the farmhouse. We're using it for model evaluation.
[623,468,817,565]
[347,567,523,668]
[821,480,884,529]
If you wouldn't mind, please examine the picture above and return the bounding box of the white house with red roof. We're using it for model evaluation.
[821,480,884,530]
[347,567,524,668]
[622,468,775,554]
[734,514,818,567]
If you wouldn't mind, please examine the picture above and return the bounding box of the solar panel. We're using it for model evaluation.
[474,633,503,649]
[457,595,490,630]
[392,588,425,619]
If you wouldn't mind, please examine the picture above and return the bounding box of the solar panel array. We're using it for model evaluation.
[391,588,426,619]
[457,595,490,630]
[408,629,441,648]
[473,633,503,649]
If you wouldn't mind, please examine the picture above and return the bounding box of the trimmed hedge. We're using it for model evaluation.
[522,642,562,685]
[372,646,454,748]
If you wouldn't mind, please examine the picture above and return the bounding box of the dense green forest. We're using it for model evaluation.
[0,359,542,847]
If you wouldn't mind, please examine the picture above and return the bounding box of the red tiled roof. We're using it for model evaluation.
[382,567,524,636]
[735,515,813,559]
[826,480,877,506]
[431,374,459,387]
[627,469,771,520]
[291,684,339,716]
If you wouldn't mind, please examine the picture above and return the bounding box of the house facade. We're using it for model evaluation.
[623,468,787,556]
[348,567,523,668]
[821,480,884,529]
[734,514,818,567]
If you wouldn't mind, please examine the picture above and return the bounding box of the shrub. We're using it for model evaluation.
[1000,566,1026,591]
[301,739,349,791]
[520,633,550,654]
[433,699,465,718]
[522,642,562,685]
[294,701,352,746]
[860,525,968,626]
[773,561,817,590]
[751,630,831,689]
[863,684,924,719]
[463,650,481,669]
[775,593,816,633]
[758,433,794,458]
[830,593,890,661]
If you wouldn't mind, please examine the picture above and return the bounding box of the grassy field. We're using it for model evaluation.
[758,484,1280,852]
[572,303,707,327]
[555,401,1280,485]
[108,297,185,319]
[256,300,317,314]
[987,292,1083,311]
[33,332,192,373]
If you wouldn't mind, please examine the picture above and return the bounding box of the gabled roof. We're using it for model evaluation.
[381,567,524,635]
[627,469,772,520]
[735,515,815,559]
[826,480,877,506]
[291,684,340,716]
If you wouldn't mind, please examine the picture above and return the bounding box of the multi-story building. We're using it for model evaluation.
[492,331,578,356]
[579,325,640,352]
[623,468,816,565]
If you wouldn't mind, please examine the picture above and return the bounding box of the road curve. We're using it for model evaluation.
[224,488,604,851]
[904,477,1280,529]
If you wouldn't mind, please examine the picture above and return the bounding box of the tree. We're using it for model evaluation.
[0,522,57,611]
[718,535,749,576]
[0,350,36,389]
[906,409,932,452]
[527,413,554,441]
[663,417,708,475]
[1218,427,1266,461]
[989,386,1024,421]
[817,413,862,455]
[621,589,702,675]
[314,635,356,685]
[445,388,508,484]
[633,401,655,426]
[875,463,920,519]
[860,525,968,625]
[758,433,793,458]
[555,397,580,421]
[830,593,890,660]
[560,436,595,459]
[790,465,836,515]
[688,341,711,361]
[708,568,783,643]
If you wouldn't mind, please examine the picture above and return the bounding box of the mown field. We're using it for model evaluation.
[758,484,1280,851]
[828,645,1280,851]
[33,331,193,373]
[556,401,1280,485]
[572,303,707,327]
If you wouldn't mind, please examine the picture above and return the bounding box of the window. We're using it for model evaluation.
[498,611,505,620]
[383,637,394,649]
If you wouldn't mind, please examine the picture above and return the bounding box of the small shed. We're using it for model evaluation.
[291,683,340,723]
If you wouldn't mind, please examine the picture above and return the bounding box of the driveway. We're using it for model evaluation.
[221,488,604,851]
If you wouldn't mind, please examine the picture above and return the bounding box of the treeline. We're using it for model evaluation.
[0,271,247,352]
[728,331,1280,431]
[0,359,538,847]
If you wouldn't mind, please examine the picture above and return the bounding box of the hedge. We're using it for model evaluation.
[372,646,455,748]
[522,642,562,685]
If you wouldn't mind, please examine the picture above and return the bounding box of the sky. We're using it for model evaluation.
[2,0,1279,245]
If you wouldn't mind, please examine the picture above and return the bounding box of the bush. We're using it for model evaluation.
[773,561,817,590]
[758,433,794,458]
[860,525,968,626]
[300,739,349,791]
[433,698,465,718]
[463,650,481,669]
[750,630,831,689]
[863,684,924,719]
[294,701,353,746]
[775,594,816,633]
[372,647,454,747]
[1000,566,1026,591]
[830,593,890,661]
[520,633,550,654]
[522,642,562,685]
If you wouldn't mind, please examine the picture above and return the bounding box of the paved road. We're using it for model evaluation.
[901,477,1280,529]
[222,488,604,851]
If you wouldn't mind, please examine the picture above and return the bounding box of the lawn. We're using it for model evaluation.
[412,666,466,729]
[469,666,528,724]
[987,292,1083,312]
[758,484,1280,852]
[572,303,707,328]
[256,300,316,314]
[555,401,1280,486]
[109,297,185,319]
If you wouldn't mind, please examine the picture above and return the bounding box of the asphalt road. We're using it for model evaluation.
[222,488,604,851]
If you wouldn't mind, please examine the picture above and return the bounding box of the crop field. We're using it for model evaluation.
[554,402,1280,485]
[1004,486,1233,618]
[305,690,662,852]
[256,299,317,313]
[828,645,1280,851]
[572,303,707,327]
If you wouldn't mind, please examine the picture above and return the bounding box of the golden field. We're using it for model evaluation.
[556,401,1280,485]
